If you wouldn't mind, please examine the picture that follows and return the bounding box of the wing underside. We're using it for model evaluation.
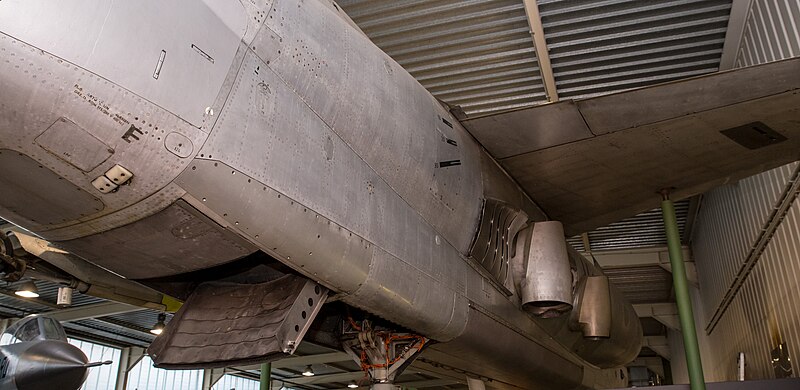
[462,58,800,235]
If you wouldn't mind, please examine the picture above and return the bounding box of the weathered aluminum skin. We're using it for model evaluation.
[0,0,640,388]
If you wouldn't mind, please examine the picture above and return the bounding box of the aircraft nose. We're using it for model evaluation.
[15,340,89,390]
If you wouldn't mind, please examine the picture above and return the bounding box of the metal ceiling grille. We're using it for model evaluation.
[339,0,732,115]
[539,0,732,100]
[338,0,547,117]
[604,265,675,304]
[567,199,690,252]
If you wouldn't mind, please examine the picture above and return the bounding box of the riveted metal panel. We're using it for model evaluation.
[260,0,484,254]
[0,34,210,240]
[0,0,247,127]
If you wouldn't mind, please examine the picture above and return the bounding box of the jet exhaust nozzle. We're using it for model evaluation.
[15,340,89,390]
[520,221,573,317]
[575,275,612,339]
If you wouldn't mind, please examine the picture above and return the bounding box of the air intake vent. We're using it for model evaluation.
[721,122,787,150]
[468,199,528,283]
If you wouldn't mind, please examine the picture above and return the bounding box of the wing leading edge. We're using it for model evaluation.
[462,58,800,235]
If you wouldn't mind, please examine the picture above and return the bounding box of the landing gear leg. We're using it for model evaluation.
[341,319,427,390]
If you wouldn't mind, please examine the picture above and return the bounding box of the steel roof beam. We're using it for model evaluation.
[634,303,681,332]
[719,0,753,70]
[586,245,698,285]
[522,0,559,102]
[642,335,672,361]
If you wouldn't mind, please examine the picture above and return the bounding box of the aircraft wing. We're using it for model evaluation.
[461,58,800,235]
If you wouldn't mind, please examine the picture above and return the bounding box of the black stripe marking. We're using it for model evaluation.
[437,160,461,168]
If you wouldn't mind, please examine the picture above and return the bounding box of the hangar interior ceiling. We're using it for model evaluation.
[0,0,769,388]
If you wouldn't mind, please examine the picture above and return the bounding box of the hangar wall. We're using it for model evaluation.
[678,0,800,382]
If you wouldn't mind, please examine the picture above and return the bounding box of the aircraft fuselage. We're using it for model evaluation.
[0,1,640,388]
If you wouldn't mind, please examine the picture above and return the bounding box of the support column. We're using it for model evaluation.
[114,347,145,390]
[260,362,271,390]
[202,368,225,390]
[661,192,705,390]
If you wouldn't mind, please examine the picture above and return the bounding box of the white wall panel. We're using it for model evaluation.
[694,196,800,380]
[735,0,800,66]
[693,163,798,320]
[69,338,121,390]
[126,355,203,390]
[212,374,260,390]
[689,0,800,381]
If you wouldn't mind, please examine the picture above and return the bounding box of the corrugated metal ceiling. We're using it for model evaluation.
[339,0,732,115]
[338,0,546,117]
[566,199,691,252]
[541,0,731,100]
[604,265,675,304]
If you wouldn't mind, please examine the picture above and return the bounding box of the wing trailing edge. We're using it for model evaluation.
[462,58,800,235]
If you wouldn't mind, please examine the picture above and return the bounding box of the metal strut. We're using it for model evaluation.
[341,319,428,389]
[661,190,706,390]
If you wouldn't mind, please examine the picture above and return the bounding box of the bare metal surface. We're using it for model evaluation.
[58,201,255,279]
[0,33,209,238]
[10,229,167,309]
[424,308,587,390]
[520,221,573,315]
[495,60,800,234]
[463,100,592,159]
[576,59,800,135]
[35,118,114,172]
[528,248,642,369]
[0,0,246,127]
[0,150,105,226]
[0,0,778,387]
[576,276,612,339]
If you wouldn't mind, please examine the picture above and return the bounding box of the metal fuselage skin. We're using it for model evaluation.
[0,1,640,388]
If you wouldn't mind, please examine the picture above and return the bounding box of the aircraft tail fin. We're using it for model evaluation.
[148,274,327,369]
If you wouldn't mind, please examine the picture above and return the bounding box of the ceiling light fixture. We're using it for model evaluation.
[347,381,358,388]
[301,365,315,377]
[150,313,166,335]
[14,280,39,298]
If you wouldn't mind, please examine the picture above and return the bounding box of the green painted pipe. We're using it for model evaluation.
[260,362,271,390]
[662,198,706,390]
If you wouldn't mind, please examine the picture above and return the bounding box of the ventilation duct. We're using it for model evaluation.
[520,221,573,317]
